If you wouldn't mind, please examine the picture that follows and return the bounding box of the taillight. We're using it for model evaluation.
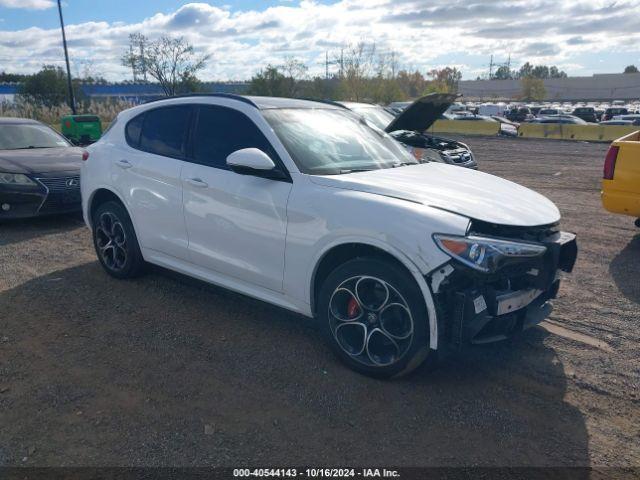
[82,150,89,161]
[603,146,619,180]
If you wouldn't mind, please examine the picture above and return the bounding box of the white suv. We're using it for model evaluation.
[81,94,577,378]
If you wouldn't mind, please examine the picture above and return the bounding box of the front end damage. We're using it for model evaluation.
[428,222,577,347]
[390,130,478,169]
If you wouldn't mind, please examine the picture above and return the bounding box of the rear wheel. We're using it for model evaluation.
[318,257,432,378]
[92,201,145,279]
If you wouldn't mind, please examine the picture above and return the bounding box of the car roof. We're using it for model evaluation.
[0,117,42,125]
[336,101,378,109]
[246,96,343,110]
[143,94,343,111]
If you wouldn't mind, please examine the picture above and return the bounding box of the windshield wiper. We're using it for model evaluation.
[391,162,415,167]
[11,146,52,150]
[338,168,376,174]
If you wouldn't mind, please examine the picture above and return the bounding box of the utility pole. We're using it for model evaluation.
[488,54,494,80]
[325,51,329,80]
[57,0,76,115]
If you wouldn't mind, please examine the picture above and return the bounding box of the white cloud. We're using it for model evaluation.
[0,0,54,10]
[0,0,638,80]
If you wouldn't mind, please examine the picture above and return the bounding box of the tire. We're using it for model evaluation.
[318,257,433,378]
[92,200,145,279]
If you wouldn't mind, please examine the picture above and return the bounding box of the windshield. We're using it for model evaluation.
[350,105,395,131]
[0,124,70,150]
[263,108,418,175]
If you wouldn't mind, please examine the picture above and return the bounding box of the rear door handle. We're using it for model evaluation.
[186,177,209,188]
[116,159,133,169]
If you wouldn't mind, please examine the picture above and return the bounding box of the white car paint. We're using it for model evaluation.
[82,95,563,353]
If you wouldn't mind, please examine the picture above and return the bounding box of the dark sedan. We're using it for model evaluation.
[0,118,84,220]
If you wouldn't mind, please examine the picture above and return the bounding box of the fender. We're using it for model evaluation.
[308,237,441,351]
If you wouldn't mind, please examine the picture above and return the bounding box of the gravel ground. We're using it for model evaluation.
[0,136,638,468]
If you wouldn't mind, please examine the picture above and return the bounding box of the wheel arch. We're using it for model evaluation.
[87,188,129,229]
[309,240,440,350]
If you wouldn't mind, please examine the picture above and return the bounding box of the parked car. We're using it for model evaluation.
[537,108,560,116]
[386,101,411,115]
[506,107,534,122]
[338,94,477,169]
[530,115,588,125]
[599,120,635,126]
[0,117,84,220]
[612,114,640,125]
[82,94,577,378]
[602,107,629,121]
[601,130,640,228]
[451,114,517,137]
[490,116,520,137]
[571,107,598,123]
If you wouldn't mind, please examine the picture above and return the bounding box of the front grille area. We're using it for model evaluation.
[36,176,81,214]
[443,149,473,164]
[37,176,81,192]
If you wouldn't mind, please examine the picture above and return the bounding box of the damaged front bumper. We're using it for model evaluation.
[429,230,577,347]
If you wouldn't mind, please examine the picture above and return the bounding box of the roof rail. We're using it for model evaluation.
[298,97,350,109]
[143,93,257,108]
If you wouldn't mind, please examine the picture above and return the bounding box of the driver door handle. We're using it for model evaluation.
[115,159,133,169]
[186,177,209,188]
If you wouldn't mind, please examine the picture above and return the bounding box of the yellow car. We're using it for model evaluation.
[602,130,640,227]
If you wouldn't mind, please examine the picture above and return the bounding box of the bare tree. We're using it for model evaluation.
[339,41,376,101]
[122,34,209,96]
[281,57,308,96]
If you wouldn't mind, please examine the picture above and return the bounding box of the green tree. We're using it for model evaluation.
[19,65,68,107]
[493,65,514,80]
[624,65,639,73]
[247,65,289,97]
[425,67,462,94]
[520,77,546,101]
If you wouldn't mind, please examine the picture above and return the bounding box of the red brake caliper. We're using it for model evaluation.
[347,297,360,318]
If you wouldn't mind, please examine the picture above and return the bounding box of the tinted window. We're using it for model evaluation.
[192,105,276,168]
[126,113,144,147]
[140,106,191,158]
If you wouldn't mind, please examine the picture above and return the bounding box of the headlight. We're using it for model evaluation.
[0,173,36,186]
[433,234,547,273]
[406,146,442,163]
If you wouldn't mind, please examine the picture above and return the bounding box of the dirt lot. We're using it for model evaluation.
[0,136,639,468]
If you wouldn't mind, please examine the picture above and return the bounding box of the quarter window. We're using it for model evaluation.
[139,106,191,158]
[192,105,276,169]
[125,113,144,147]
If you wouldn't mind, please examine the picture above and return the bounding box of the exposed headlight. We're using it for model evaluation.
[433,234,547,273]
[406,146,443,163]
[0,173,36,186]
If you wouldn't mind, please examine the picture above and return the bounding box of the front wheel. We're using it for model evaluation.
[318,257,432,378]
[92,201,145,279]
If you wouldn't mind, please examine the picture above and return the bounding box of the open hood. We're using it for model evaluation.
[385,93,459,133]
[310,163,561,227]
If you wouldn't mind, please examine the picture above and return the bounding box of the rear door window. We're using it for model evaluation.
[139,106,191,158]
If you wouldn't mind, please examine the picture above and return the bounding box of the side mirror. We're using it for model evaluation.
[226,148,287,180]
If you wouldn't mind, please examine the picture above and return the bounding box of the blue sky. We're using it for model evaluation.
[0,0,639,81]
[0,1,339,30]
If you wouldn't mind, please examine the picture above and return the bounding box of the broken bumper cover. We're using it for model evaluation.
[434,231,577,346]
